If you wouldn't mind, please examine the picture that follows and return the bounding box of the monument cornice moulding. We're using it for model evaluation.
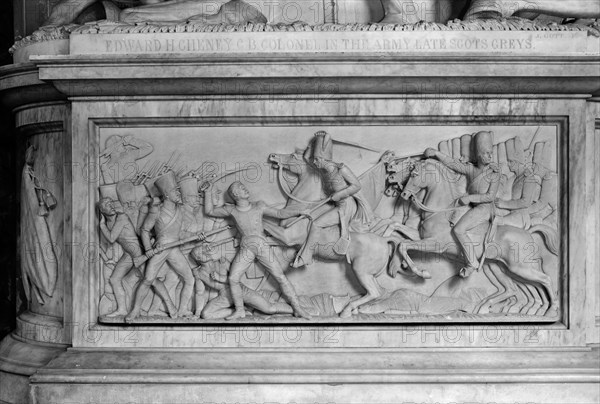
[31,54,600,98]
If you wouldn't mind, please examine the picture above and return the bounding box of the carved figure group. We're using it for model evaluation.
[42,0,599,27]
[97,129,560,322]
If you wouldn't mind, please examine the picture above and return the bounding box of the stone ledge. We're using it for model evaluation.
[32,346,600,384]
[28,347,600,403]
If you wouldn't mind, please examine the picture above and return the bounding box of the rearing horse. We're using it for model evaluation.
[264,150,410,317]
[397,159,558,317]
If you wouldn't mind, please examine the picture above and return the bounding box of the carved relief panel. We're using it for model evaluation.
[95,122,561,324]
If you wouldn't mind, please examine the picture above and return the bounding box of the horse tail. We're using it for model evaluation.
[386,237,414,278]
[529,224,559,256]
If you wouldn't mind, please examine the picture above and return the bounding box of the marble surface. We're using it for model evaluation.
[54,97,588,348]
[0,26,599,404]
[29,346,600,403]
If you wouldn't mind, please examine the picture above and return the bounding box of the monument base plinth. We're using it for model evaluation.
[28,346,600,404]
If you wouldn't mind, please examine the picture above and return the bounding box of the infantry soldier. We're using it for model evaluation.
[98,196,175,317]
[126,171,195,321]
[204,181,311,320]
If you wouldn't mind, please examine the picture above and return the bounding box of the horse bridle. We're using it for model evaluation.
[403,163,458,215]
[273,160,328,205]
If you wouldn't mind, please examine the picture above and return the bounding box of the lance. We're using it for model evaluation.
[526,126,542,153]
[133,225,231,267]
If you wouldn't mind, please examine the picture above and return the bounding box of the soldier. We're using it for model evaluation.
[126,171,195,321]
[191,244,295,320]
[424,131,502,277]
[293,131,374,268]
[204,181,311,320]
[98,197,176,317]
[495,138,543,229]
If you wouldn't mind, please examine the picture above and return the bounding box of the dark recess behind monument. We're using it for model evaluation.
[0,1,16,340]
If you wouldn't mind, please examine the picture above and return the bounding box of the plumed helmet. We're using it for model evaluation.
[178,176,199,197]
[312,131,333,160]
[154,171,179,196]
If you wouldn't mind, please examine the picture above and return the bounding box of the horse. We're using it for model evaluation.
[396,158,559,317]
[264,150,410,317]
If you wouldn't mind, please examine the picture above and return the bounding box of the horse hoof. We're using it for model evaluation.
[544,306,559,318]
[421,270,432,279]
[476,304,490,315]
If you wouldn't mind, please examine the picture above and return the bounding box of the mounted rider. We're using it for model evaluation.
[424,131,501,278]
[495,137,546,229]
[292,131,375,268]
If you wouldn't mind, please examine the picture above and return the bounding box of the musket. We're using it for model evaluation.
[133,159,151,183]
[136,161,159,185]
[132,225,231,267]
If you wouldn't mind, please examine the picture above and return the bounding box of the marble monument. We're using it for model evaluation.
[0,0,599,402]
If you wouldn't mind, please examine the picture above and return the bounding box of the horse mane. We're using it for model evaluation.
[419,158,464,200]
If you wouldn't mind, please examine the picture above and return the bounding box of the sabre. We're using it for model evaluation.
[198,167,256,191]
[332,138,383,154]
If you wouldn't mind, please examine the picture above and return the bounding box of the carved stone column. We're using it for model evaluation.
[0,63,70,404]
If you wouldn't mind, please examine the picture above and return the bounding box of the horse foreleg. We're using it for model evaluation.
[398,239,441,279]
[507,282,528,314]
[340,271,382,318]
[507,261,558,317]
[476,263,510,314]
[517,283,535,314]
[524,284,544,316]
[534,283,550,316]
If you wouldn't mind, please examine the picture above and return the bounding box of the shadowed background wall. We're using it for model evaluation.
[0,1,16,341]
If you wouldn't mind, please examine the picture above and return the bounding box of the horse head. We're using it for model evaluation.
[268,150,306,175]
[400,159,444,200]
[385,157,416,196]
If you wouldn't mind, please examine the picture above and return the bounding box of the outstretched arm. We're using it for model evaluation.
[263,204,303,219]
[425,148,471,175]
[124,136,154,160]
